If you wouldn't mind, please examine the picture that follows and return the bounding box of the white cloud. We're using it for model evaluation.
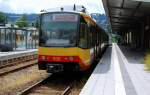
[0,1,13,13]
[86,0,105,14]
[0,0,105,14]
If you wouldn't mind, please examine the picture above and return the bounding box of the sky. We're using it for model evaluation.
[0,0,105,14]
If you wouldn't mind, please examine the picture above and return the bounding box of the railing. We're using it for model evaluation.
[0,27,38,50]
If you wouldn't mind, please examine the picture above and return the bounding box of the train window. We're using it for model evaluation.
[91,25,96,47]
[90,26,94,47]
[88,28,92,48]
[98,30,100,45]
[87,25,91,48]
[96,27,100,46]
[39,13,78,47]
[79,23,88,48]
[88,26,92,48]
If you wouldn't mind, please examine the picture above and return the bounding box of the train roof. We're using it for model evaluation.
[40,10,94,23]
[41,5,88,13]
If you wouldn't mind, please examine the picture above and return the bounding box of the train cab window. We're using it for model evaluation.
[87,25,92,48]
[91,25,96,47]
[90,26,94,47]
[97,30,100,45]
[96,26,100,46]
[39,13,78,47]
[79,23,88,48]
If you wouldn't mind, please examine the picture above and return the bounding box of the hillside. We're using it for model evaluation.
[91,13,108,31]
[6,13,38,24]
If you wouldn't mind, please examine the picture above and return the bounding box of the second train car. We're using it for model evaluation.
[38,11,108,73]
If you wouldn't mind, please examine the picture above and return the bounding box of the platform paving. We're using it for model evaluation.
[80,46,115,95]
[117,45,150,95]
[80,43,150,95]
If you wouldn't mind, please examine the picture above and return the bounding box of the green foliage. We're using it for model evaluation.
[111,34,121,43]
[15,14,28,28]
[112,37,118,43]
[31,19,39,28]
[35,19,39,28]
[0,12,5,23]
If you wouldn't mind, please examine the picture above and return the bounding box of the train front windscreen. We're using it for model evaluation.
[39,13,79,47]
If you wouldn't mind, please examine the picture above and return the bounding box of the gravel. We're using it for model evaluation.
[0,65,49,95]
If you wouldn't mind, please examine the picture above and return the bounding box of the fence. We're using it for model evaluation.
[0,27,38,50]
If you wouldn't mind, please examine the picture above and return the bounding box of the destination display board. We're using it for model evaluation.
[52,14,78,22]
[42,13,78,22]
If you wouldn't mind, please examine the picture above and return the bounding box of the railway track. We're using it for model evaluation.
[17,74,72,95]
[18,73,89,95]
[0,53,38,76]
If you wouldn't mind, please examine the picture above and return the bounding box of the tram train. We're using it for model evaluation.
[38,11,109,73]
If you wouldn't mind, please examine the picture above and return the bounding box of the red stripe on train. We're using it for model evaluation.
[38,55,80,62]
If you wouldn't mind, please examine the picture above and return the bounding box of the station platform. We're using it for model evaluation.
[0,49,37,66]
[0,49,37,60]
[80,43,150,95]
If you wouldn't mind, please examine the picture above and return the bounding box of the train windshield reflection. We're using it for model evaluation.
[40,13,78,47]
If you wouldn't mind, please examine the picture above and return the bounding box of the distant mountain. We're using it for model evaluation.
[91,13,108,32]
[5,13,38,25]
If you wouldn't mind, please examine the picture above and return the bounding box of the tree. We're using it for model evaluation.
[35,18,39,28]
[15,14,28,28]
[31,17,39,28]
[0,12,6,24]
